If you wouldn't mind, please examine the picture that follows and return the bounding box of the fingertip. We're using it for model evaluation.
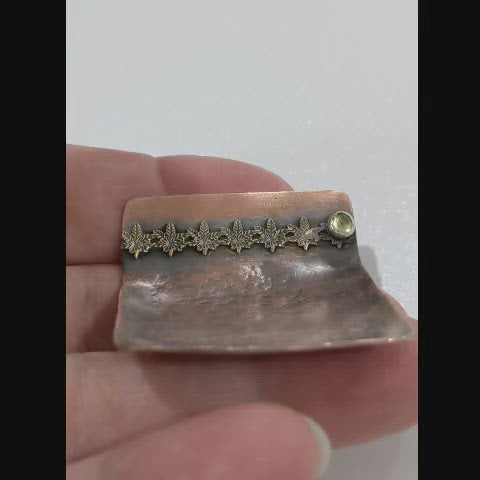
[156,155,292,195]
[304,416,332,479]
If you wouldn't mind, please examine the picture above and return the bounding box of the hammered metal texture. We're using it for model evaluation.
[114,191,414,353]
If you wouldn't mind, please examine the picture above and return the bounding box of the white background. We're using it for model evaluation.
[66,1,417,478]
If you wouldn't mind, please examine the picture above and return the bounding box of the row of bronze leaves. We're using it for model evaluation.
[121,217,351,258]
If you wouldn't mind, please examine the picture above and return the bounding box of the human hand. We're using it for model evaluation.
[66,145,417,479]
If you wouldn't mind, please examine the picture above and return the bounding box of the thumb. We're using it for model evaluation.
[67,402,331,480]
[305,415,332,478]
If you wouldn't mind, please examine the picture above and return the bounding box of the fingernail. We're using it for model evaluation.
[304,416,332,479]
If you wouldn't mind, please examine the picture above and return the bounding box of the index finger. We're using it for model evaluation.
[66,145,291,265]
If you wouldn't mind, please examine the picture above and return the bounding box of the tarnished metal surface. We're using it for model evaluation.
[114,191,414,353]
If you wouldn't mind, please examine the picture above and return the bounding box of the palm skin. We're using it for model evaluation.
[66,145,417,480]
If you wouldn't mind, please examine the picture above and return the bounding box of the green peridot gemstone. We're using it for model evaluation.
[327,211,355,239]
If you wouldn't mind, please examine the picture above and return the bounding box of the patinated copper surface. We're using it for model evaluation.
[114,191,414,353]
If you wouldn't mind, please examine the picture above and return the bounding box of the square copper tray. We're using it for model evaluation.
[114,191,414,353]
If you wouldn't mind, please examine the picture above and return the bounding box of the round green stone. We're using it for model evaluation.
[327,211,355,239]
